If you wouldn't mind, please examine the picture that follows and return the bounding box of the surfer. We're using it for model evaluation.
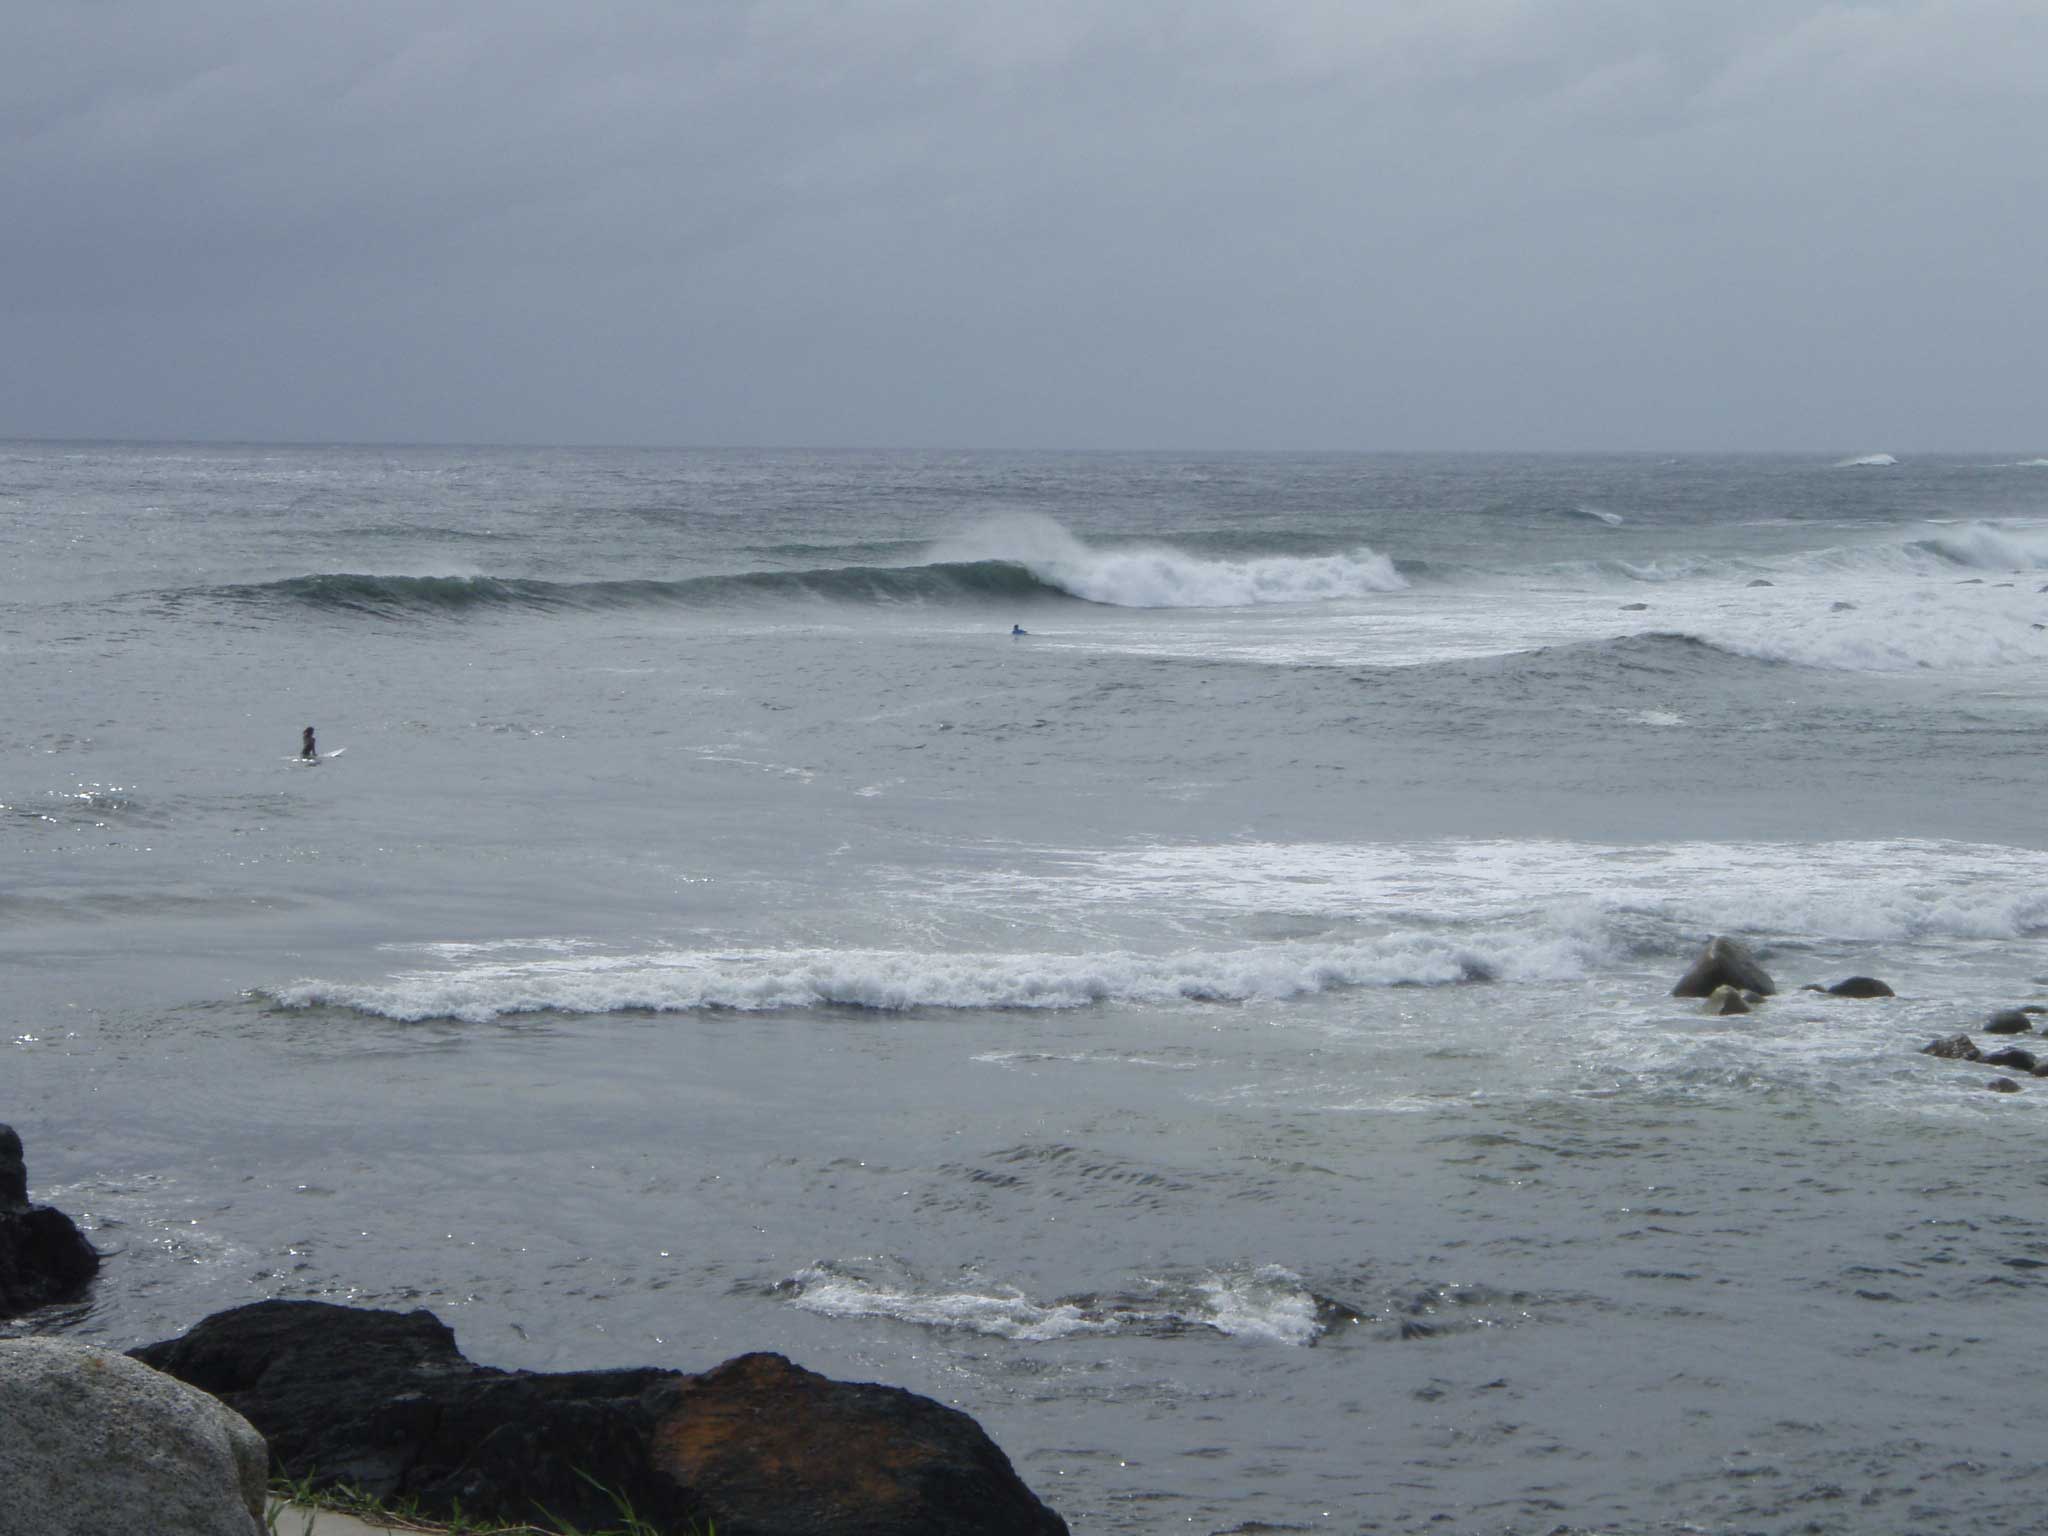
[1011,624,1027,636]
[301,725,317,761]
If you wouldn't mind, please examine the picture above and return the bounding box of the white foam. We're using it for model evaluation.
[930,513,1405,608]
[781,1261,1329,1345]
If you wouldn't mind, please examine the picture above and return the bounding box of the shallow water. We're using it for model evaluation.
[6,444,2048,1533]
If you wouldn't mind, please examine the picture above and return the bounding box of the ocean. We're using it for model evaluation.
[6,442,2048,1534]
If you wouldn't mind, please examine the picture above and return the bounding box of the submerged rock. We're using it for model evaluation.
[1826,977,1895,999]
[133,1300,1068,1536]
[1984,1010,2034,1035]
[1671,936,1777,998]
[0,1338,268,1536]
[1920,1034,1982,1061]
[0,1124,100,1317]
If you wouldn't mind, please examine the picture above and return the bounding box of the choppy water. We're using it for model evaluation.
[6,443,2048,1533]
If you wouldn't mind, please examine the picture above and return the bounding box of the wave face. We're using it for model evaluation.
[927,514,1406,607]
[204,562,1059,617]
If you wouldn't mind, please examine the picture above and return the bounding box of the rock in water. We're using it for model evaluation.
[1826,977,1895,998]
[133,1300,1069,1536]
[1671,937,1777,998]
[0,1124,100,1317]
[1705,985,1751,1015]
[1921,1034,1982,1061]
[0,1338,268,1536]
[1984,1010,2034,1035]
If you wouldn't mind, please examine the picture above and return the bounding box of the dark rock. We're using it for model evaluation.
[1671,936,1777,998]
[133,1301,1067,1536]
[1984,1010,2034,1035]
[1826,976,1895,998]
[0,1124,100,1317]
[1920,1034,1982,1061]
[1984,1047,2038,1071]
[1988,1077,2022,1093]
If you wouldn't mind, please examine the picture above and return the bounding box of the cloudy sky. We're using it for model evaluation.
[3,1,2041,449]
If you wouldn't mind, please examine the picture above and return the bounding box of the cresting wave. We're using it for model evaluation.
[262,935,1542,1023]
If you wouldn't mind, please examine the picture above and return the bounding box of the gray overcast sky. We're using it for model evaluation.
[3,1,2042,449]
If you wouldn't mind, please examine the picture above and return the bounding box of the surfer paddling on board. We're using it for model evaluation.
[301,726,317,761]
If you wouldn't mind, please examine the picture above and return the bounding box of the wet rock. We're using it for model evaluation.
[1984,1010,2034,1035]
[133,1300,1068,1536]
[1983,1047,2038,1071]
[1671,936,1777,998]
[1825,977,1895,998]
[0,1338,268,1536]
[1988,1077,2022,1093]
[0,1124,100,1317]
[1705,985,1751,1015]
[1920,1034,1982,1061]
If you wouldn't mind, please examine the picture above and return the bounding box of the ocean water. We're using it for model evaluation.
[6,443,2048,1534]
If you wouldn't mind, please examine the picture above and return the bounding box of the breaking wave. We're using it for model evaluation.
[261,933,1565,1024]
[928,513,1406,607]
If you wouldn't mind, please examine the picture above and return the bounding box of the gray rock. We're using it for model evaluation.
[1671,936,1777,998]
[1984,1009,2034,1035]
[0,1339,267,1536]
[1705,985,1751,1015]
[1921,1034,1982,1061]
[1826,976,1895,998]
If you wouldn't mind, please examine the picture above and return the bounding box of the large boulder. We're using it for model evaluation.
[0,1338,268,1536]
[0,1124,99,1317]
[133,1300,1068,1536]
[1671,937,1776,998]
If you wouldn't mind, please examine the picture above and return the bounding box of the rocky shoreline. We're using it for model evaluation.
[4,934,2041,1533]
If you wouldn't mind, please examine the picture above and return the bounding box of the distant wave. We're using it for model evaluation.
[928,514,1406,607]
[199,519,1406,619]
[1835,453,1898,468]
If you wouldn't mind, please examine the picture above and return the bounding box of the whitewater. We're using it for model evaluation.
[7,443,2048,1535]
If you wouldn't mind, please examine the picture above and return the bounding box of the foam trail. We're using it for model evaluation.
[929,514,1405,607]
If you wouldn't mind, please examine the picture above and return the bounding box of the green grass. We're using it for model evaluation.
[265,1471,698,1536]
